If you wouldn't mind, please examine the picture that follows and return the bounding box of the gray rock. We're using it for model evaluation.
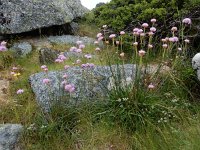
[0,124,23,150]
[0,0,88,34]
[69,22,79,35]
[48,35,97,45]
[192,53,200,81]
[39,48,60,64]
[10,42,32,57]
[29,64,136,111]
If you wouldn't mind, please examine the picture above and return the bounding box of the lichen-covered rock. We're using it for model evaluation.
[0,0,88,34]
[10,42,32,57]
[39,48,60,64]
[0,124,23,150]
[29,64,136,111]
[192,53,200,81]
[48,35,97,45]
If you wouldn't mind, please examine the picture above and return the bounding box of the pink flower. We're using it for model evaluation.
[148,83,155,89]
[76,41,83,45]
[62,74,68,79]
[116,41,120,45]
[94,41,99,44]
[75,49,82,53]
[70,46,77,52]
[97,33,103,38]
[182,18,191,24]
[76,59,81,64]
[58,54,67,60]
[133,42,138,46]
[64,65,70,70]
[109,34,116,39]
[133,28,139,32]
[42,78,51,84]
[142,23,149,28]
[184,39,190,43]
[1,41,7,46]
[55,59,63,63]
[95,47,101,51]
[12,67,18,70]
[161,39,167,42]
[140,33,145,37]
[11,72,15,75]
[150,27,156,32]
[171,27,178,32]
[162,44,168,48]
[98,36,104,41]
[102,25,107,28]
[84,54,92,59]
[137,29,143,33]
[151,19,157,23]
[138,50,146,57]
[120,52,125,57]
[120,31,125,35]
[148,32,154,36]
[17,89,24,94]
[133,32,139,36]
[148,44,153,49]
[0,46,7,51]
[79,44,85,49]
[65,84,75,93]
[178,47,182,51]
[169,37,178,42]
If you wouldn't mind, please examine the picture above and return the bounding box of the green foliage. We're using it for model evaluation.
[91,0,200,31]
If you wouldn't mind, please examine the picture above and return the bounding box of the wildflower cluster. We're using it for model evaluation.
[0,41,7,52]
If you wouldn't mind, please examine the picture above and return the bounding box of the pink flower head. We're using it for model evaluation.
[151,18,157,23]
[12,67,18,70]
[0,46,7,51]
[171,27,178,32]
[120,31,125,35]
[138,50,146,57]
[162,44,168,48]
[178,47,182,51]
[102,25,107,28]
[169,37,178,42]
[76,41,83,45]
[75,49,82,53]
[109,34,116,39]
[161,39,167,42]
[98,36,104,41]
[137,29,143,33]
[64,65,70,70]
[140,33,145,37]
[142,23,149,28]
[55,59,63,63]
[62,74,68,79]
[133,28,139,32]
[41,65,47,70]
[79,44,85,49]
[133,32,139,36]
[58,54,67,60]
[116,41,120,45]
[148,83,155,89]
[95,47,101,51]
[97,33,103,38]
[11,72,15,75]
[184,39,190,43]
[148,32,154,36]
[1,41,7,46]
[65,84,75,93]
[120,52,125,57]
[148,44,153,49]
[84,54,92,59]
[76,59,81,64]
[182,18,191,24]
[133,42,138,46]
[42,78,51,84]
[17,89,24,94]
[94,41,99,44]
[150,27,156,32]
[70,46,77,52]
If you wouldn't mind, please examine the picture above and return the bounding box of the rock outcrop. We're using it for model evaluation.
[29,64,136,111]
[0,0,88,34]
